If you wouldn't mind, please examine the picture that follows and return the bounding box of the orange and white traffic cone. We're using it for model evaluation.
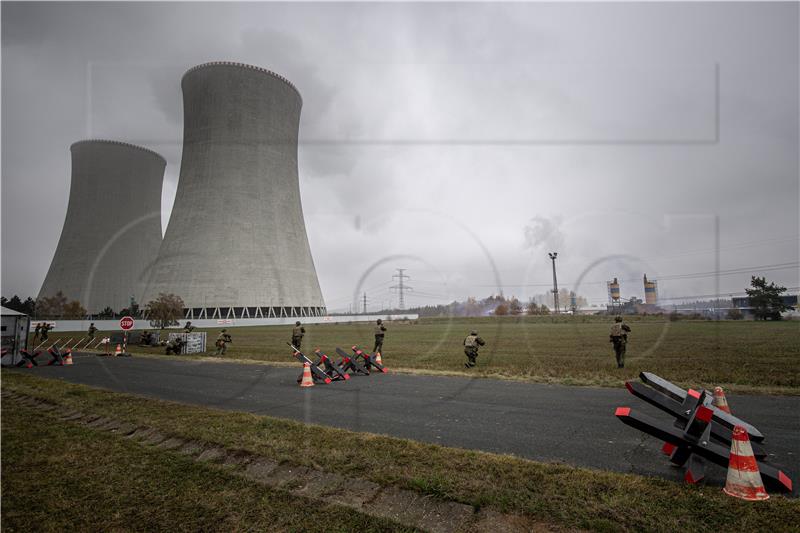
[299,362,314,388]
[713,386,732,414]
[723,425,769,501]
[63,351,73,365]
[114,344,122,356]
[375,352,383,366]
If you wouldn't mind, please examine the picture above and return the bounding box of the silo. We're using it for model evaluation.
[38,140,165,313]
[643,274,658,305]
[608,278,621,303]
[142,62,325,319]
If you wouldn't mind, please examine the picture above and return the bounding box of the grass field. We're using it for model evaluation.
[2,399,416,532]
[3,372,799,532]
[49,316,800,393]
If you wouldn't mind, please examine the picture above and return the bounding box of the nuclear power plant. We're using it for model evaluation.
[142,62,326,319]
[38,140,166,313]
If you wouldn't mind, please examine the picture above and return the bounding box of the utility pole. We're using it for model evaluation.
[391,268,413,310]
[362,292,368,314]
[548,252,559,314]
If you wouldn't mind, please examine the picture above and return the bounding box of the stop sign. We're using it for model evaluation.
[119,316,135,330]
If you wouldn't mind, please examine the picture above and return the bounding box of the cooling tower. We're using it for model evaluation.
[38,140,166,313]
[142,62,325,320]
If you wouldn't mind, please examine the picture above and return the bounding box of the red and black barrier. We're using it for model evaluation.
[615,372,793,493]
[351,346,386,374]
[46,346,71,366]
[335,347,370,375]
[626,380,767,458]
[17,349,41,368]
[288,344,331,384]
[313,349,349,381]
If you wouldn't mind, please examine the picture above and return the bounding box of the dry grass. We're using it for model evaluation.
[52,316,800,393]
[1,399,417,532]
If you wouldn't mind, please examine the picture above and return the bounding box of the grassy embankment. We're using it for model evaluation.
[45,316,800,393]
[3,372,799,532]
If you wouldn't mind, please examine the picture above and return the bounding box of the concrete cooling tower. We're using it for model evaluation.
[38,140,166,313]
[142,62,325,320]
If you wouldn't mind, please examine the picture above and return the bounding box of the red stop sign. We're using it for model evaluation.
[119,316,135,330]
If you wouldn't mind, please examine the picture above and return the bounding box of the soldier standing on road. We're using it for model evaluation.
[373,319,387,354]
[291,321,305,350]
[463,330,486,368]
[87,322,97,340]
[215,329,232,355]
[609,316,632,368]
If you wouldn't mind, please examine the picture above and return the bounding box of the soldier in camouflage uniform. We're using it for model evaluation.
[40,323,51,342]
[165,336,185,355]
[291,321,305,350]
[87,322,97,340]
[609,316,632,368]
[373,319,387,354]
[183,321,195,333]
[463,330,486,368]
[216,329,232,355]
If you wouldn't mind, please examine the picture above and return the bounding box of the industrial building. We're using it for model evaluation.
[38,140,165,313]
[142,62,326,319]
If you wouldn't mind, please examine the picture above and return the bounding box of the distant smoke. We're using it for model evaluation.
[523,216,565,252]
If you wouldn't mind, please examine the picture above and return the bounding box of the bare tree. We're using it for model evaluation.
[146,293,185,329]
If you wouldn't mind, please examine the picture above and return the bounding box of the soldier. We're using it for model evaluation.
[139,330,152,346]
[87,322,97,340]
[373,319,387,354]
[165,336,185,355]
[40,323,51,342]
[463,329,486,368]
[216,329,232,355]
[609,316,632,368]
[33,322,42,343]
[291,321,305,350]
[183,321,195,333]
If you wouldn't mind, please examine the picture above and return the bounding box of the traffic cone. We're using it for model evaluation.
[712,386,731,414]
[114,344,122,356]
[64,351,73,365]
[723,425,769,501]
[299,362,314,388]
[375,352,384,366]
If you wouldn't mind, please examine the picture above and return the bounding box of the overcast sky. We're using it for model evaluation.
[2,1,798,312]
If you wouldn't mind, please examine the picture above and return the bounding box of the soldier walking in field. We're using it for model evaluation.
[373,319,387,354]
[609,316,632,368]
[216,329,232,355]
[87,322,97,340]
[463,330,485,368]
[40,323,51,342]
[291,321,305,350]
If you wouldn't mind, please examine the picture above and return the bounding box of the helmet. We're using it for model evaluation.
[295,321,301,326]
[470,330,478,335]
[377,319,382,324]
[614,316,623,322]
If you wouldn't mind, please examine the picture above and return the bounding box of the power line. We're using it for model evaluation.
[390,268,413,310]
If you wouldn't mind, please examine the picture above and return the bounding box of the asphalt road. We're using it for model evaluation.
[9,354,799,494]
